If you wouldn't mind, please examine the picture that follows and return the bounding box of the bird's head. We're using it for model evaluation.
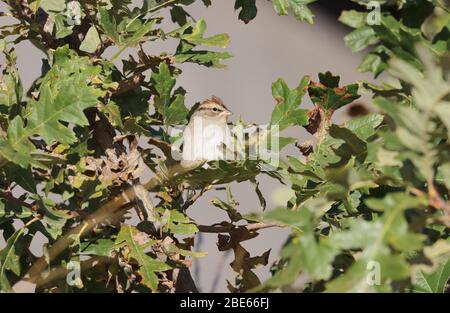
[190,96,232,122]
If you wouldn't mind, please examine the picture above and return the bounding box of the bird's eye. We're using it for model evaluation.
[212,107,219,112]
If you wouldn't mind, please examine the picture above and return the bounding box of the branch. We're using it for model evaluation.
[25,160,204,286]
[428,181,450,215]
[0,190,44,217]
[32,256,114,290]
[147,0,182,14]
[181,185,212,211]
[197,222,283,234]
[409,183,450,215]
[0,191,34,210]
[147,136,178,165]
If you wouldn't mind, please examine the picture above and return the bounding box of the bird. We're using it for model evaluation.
[182,96,233,162]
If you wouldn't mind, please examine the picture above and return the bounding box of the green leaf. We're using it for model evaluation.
[374,47,450,180]
[270,76,309,130]
[165,94,189,125]
[152,62,175,115]
[40,201,71,240]
[175,45,232,68]
[271,0,317,24]
[172,21,232,68]
[265,208,309,230]
[308,72,360,113]
[288,156,324,181]
[81,239,115,257]
[437,163,450,190]
[261,206,337,286]
[413,258,450,293]
[79,26,101,53]
[431,21,450,55]
[115,225,171,291]
[211,198,243,222]
[163,243,207,258]
[182,20,230,48]
[0,199,33,221]
[122,19,155,47]
[365,192,427,213]
[163,210,199,235]
[344,26,379,52]
[99,103,123,128]
[150,62,189,124]
[339,10,367,29]
[0,47,102,168]
[328,125,367,162]
[98,7,120,43]
[435,102,450,138]
[0,114,47,168]
[0,48,23,107]
[344,114,384,141]
[40,0,65,13]
[21,77,99,144]
[296,234,337,280]
[327,192,426,292]
[358,48,389,77]
[0,223,29,291]
[401,0,435,31]
[3,164,37,193]
[54,14,74,39]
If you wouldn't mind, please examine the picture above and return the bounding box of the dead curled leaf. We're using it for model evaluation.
[217,228,271,292]
[68,136,144,188]
[296,140,314,157]
[132,231,150,245]
[305,107,322,135]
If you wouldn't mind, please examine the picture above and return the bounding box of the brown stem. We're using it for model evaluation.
[316,109,333,144]
[426,179,450,214]
[0,191,34,210]
[181,185,212,211]
[197,222,282,234]
[33,256,114,290]
[408,183,450,215]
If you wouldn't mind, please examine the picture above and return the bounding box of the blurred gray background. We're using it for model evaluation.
[0,0,376,292]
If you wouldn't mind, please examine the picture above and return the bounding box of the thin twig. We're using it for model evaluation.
[181,185,212,211]
[197,222,282,234]
[428,180,450,214]
[408,184,450,215]
[147,0,181,14]
[0,191,34,210]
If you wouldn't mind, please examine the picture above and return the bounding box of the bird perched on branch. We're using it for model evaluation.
[182,96,233,162]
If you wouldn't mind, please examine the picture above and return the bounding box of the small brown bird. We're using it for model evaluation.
[182,96,233,161]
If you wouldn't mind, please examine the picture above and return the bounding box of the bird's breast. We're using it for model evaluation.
[182,120,232,161]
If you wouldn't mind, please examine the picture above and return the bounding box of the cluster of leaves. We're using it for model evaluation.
[340,0,450,76]
[0,0,449,294]
[0,0,242,292]
[256,0,450,292]
[235,0,317,24]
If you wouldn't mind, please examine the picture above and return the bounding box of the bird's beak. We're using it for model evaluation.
[223,109,232,116]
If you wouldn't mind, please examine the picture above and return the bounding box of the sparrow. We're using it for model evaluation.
[182,96,233,162]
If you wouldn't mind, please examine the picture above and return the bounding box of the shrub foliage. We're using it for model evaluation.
[0,0,450,293]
